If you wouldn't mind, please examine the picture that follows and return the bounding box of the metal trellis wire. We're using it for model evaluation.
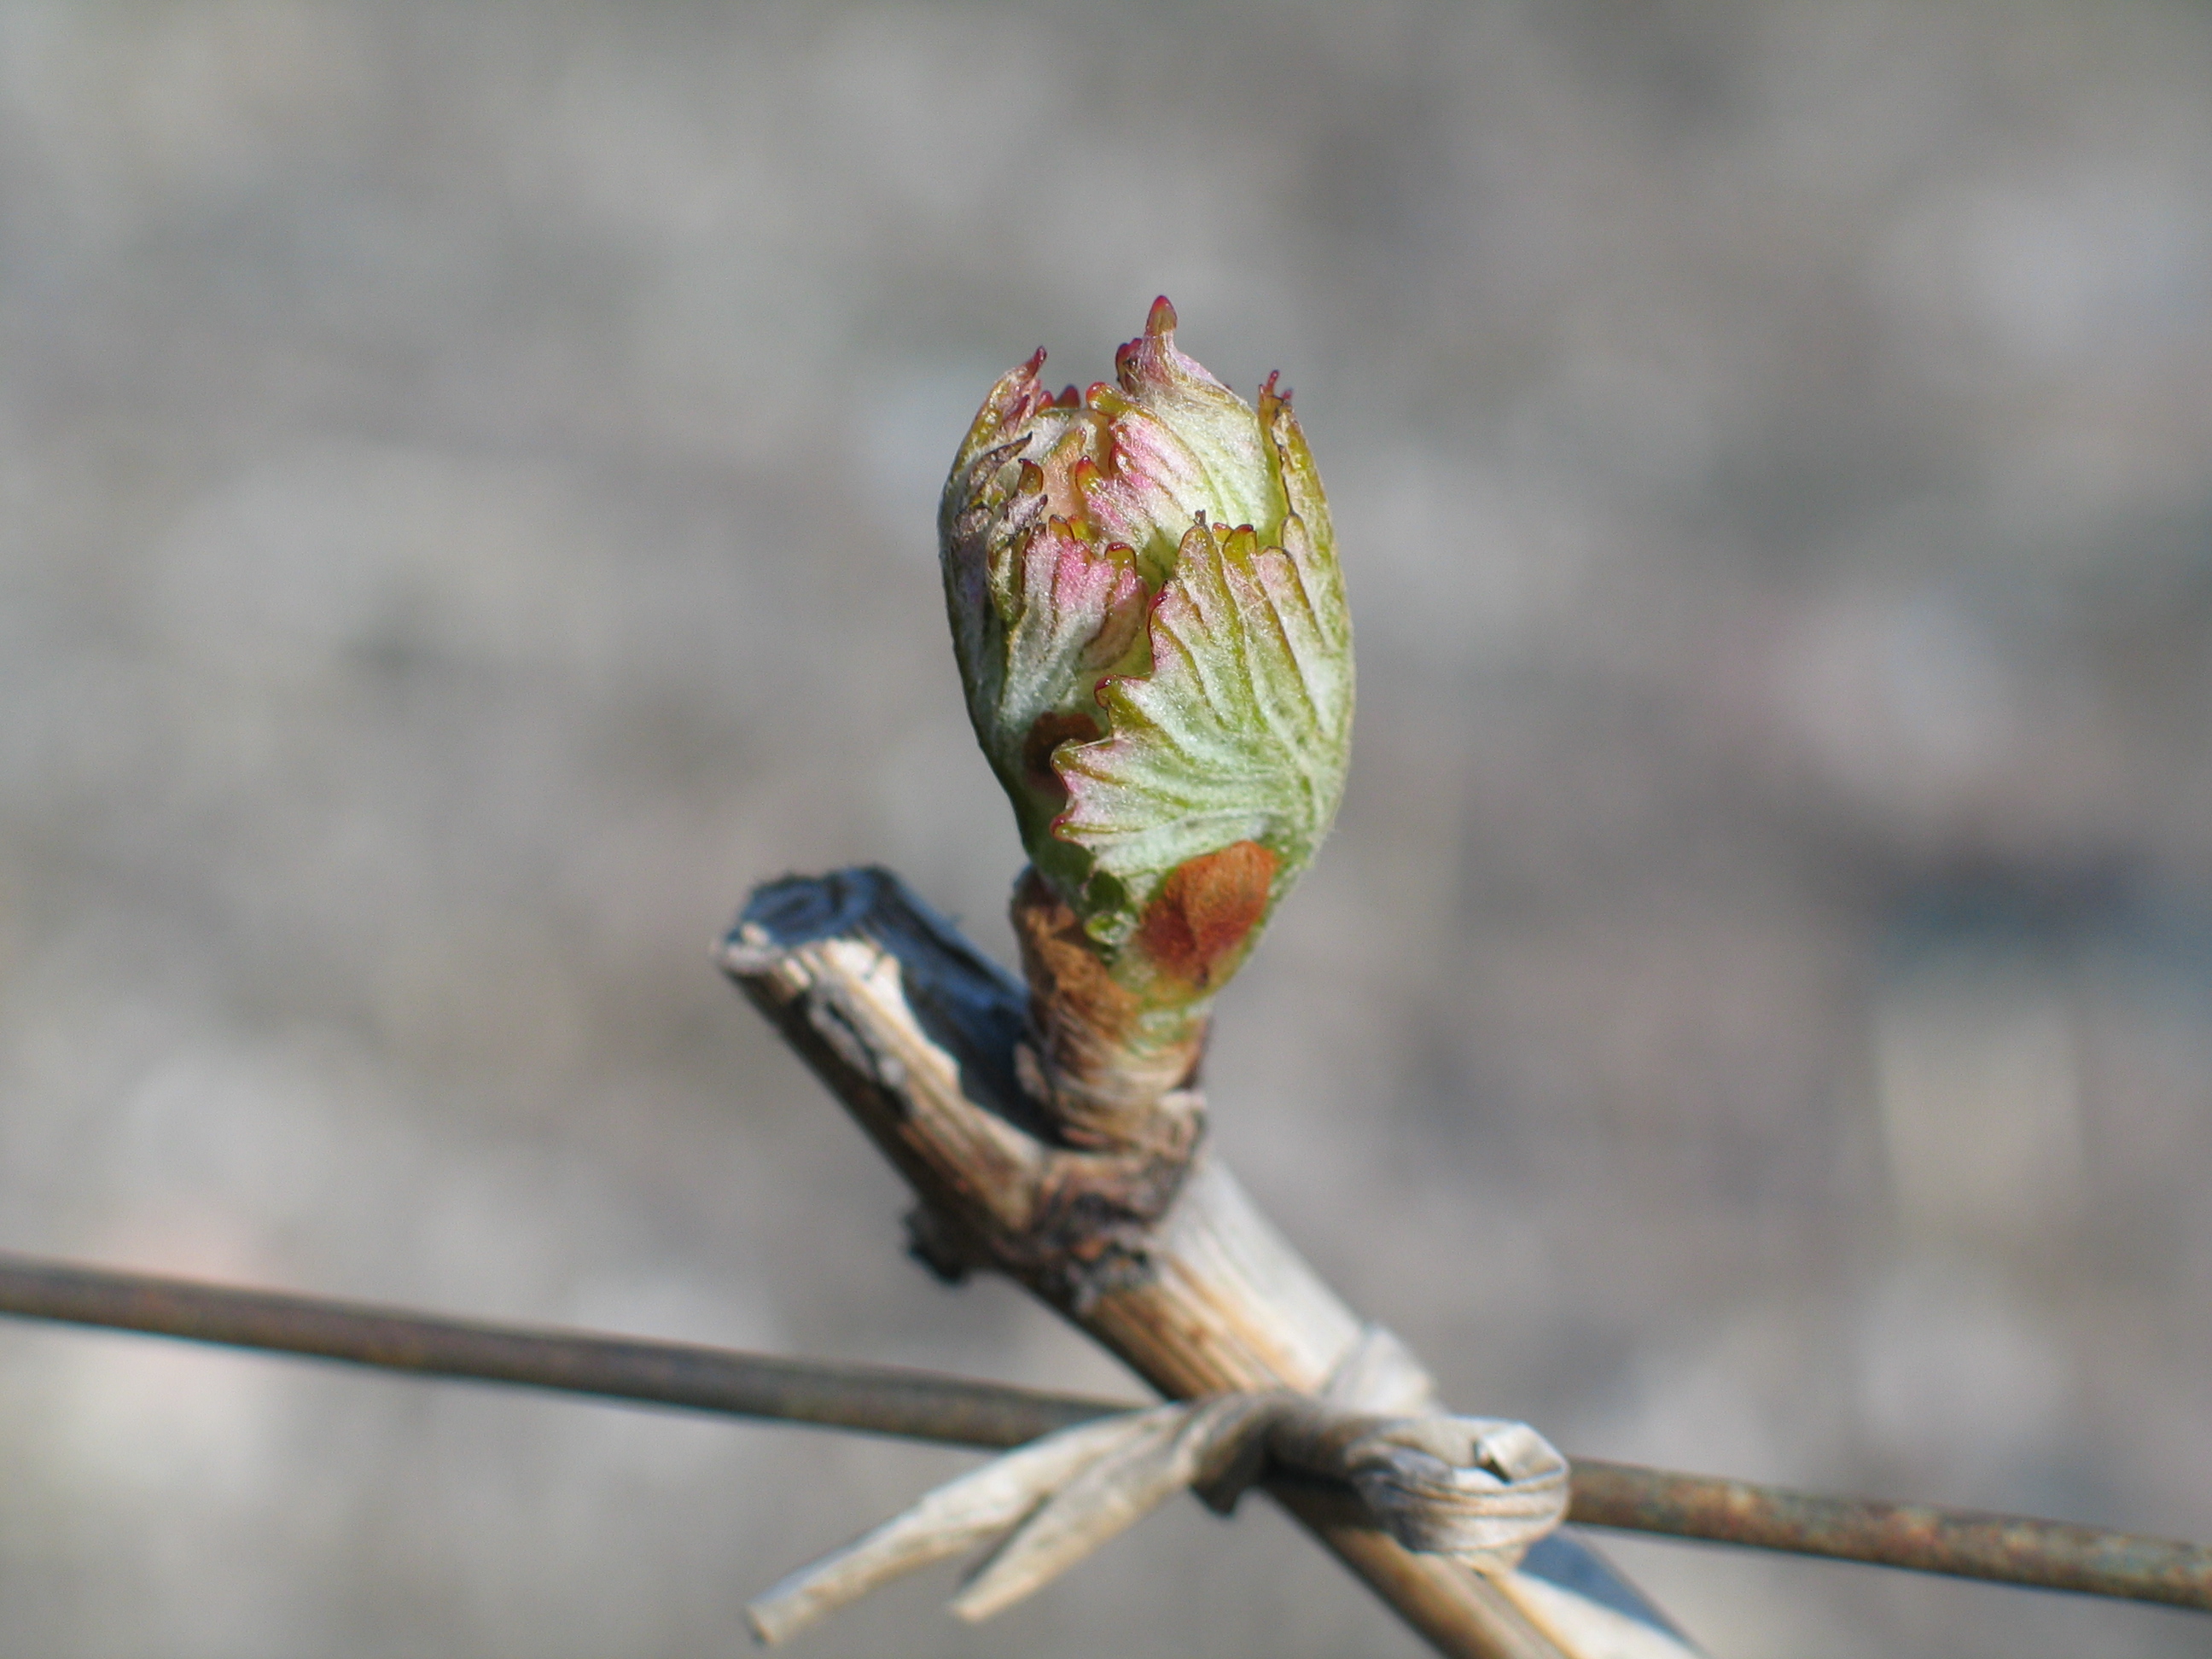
[0,1251,2203,1613]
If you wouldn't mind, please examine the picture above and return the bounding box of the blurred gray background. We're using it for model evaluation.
[2,3,2209,1656]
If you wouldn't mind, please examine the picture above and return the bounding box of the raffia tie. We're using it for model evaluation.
[745,1327,1570,1644]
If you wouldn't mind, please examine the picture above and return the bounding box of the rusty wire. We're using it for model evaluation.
[0,1250,2205,1614]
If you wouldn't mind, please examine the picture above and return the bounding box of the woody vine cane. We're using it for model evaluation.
[726,300,1700,1658]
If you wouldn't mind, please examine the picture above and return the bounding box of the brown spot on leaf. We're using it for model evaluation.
[1137,841,1278,987]
[1022,711,1102,803]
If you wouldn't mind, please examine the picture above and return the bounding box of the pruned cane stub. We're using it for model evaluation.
[723,868,1201,1312]
[722,869,1703,1659]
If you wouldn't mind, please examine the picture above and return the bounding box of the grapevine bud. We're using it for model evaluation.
[940,300,1353,1140]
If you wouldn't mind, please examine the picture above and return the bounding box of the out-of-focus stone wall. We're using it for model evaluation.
[2,4,2209,1655]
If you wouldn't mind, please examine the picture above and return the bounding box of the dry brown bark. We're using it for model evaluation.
[722,866,1688,1659]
